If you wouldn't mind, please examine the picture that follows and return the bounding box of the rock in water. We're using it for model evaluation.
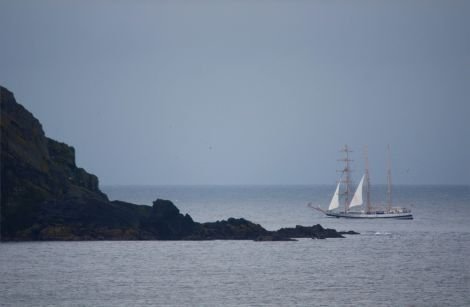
[339,230,360,235]
[276,224,346,239]
[200,218,269,240]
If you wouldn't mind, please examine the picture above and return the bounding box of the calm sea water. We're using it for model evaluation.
[1,185,469,306]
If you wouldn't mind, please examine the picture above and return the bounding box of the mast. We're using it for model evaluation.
[386,144,393,212]
[364,145,372,213]
[338,144,353,212]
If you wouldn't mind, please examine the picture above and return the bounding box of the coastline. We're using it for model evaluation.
[0,86,356,241]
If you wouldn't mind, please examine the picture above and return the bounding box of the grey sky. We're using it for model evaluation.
[1,0,469,185]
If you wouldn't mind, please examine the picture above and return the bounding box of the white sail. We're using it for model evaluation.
[328,182,341,211]
[349,175,364,208]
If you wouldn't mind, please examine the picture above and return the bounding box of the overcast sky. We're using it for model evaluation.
[1,0,469,185]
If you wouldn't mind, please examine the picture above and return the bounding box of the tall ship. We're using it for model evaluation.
[310,145,413,219]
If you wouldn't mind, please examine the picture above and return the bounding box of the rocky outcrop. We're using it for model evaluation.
[199,218,269,240]
[10,198,198,241]
[0,85,357,241]
[276,224,347,239]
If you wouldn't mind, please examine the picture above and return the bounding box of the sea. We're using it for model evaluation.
[1,185,469,306]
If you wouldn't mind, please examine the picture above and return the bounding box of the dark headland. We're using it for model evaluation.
[0,86,357,241]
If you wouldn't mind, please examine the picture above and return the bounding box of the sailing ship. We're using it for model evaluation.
[310,145,413,219]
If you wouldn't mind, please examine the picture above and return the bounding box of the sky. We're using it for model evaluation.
[1,0,469,185]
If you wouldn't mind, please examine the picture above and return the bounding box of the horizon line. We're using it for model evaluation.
[101,183,470,187]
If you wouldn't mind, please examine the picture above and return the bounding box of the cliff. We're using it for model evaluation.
[0,86,355,241]
[1,87,106,203]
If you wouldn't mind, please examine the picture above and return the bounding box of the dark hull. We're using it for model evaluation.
[325,212,413,220]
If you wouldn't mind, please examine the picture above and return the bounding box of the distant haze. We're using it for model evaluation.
[1,1,469,185]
